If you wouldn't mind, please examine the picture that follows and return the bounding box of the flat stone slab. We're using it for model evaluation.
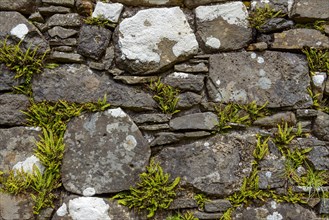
[169,112,218,131]
[290,0,329,22]
[116,7,198,74]
[42,0,75,7]
[164,72,205,92]
[62,108,151,194]
[0,94,29,126]
[185,0,229,9]
[47,13,82,27]
[207,51,312,108]
[111,0,182,6]
[0,0,36,15]
[251,0,294,14]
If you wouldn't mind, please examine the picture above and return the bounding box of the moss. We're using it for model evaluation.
[248,4,285,30]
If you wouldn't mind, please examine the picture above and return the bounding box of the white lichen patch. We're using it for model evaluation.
[24,126,42,131]
[195,2,249,28]
[56,203,68,217]
[251,53,257,59]
[257,56,265,64]
[267,211,283,220]
[258,77,272,89]
[147,0,169,4]
[92,2,123,23]
[312,73,326,87]
[265,171,272,178]
[204,142,210,147]
[271,201,277,209]
[106,108,126,118]
[206,37,221,49]
[171,72,190,79]
[68,197,111,220]
[13,155,45,175]
[10,23,29,40]
[288,0,294,12]
[216,80,221,85]
[83,187,96,197]
[231,89,247,102]
[259,69,266,77]
[123,135,137,151]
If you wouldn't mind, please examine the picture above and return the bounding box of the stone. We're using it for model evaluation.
[312,111,329,141]
[150,132,184,146]
[195,2,252,52]
[103,46,115,70]
[75,0,93,16]
[116,7,198,74]
[0,127,40,172]
[258,157,286,189]
[177,92,202,109]
[296,109,318,118]
[325,25,329,36]
[42,0,75,7]
[92,2,124,23]
[169,112,218,131]
[138,124,170,131]
[319,198,329,214]
[174,63,208,73]
[259,18,294,33]
[0,94,29,126]
[32,64,157,111]
[132,114,172,124]
[62,108,151,194]
[28,12,44,23]
[49,52,83,63]
[154,132,255,196]
[111,0,182,7]
[0,64,19,92]
[207,51,312,108]
[49,38,77,46]
[89,62,105,70]
[204,199,232,213]
[38,6,71,15]
[0,193,34,220]
[184,131,211,138]
[47,13,82,28]
[290,0,329,22]
[113,76,158,85]
[325,77,329,95]
[246,42,268,51]
[253,112,296,127]
[77,25,112,60]
[13,155,45,175]
[193,212,223,219]
[48,27,78,39]
[251,0,294,14]
[233,201,317,220]
[272,29,329,50]
[184,0,230,9]
[169,197,198,210]
[312,72,327,97]
[0,0,36,15]
[164,73,205,92]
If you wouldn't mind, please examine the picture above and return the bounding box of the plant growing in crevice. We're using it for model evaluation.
[194,193,210,210]
[166,212,199,220]
[307,88,329,114]
[113,159,181,218]
[273,121,295,146]
[296,20,327,33]
[302,47,329,75]
[84,15,117,29]
[248,4,285,30]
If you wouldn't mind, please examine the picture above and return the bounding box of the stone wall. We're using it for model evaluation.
[1,0,329,219]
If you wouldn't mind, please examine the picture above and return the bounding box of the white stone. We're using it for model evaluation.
[288,0,294,12]
[68,197,111,220]
[195,2,249,28]
[10,23,29,40]
[216,80,221,85]
[271,201,277,209]
[92,2,124,23]
[106,108,126,118]
[56,203,68,217]
[206,37,221,49]
[312,73,327,88]
[83,187,96,197]
[171,72,190,79]
[267,211,283,220]
[118,7,198,68]
[13,155,45,175]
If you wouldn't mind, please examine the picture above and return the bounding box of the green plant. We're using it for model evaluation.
[300,165,328,199]
[84,15,117,29]
[238,101,269,122]
[273,122,295,146]
[193,193,209,210]
[113,159,180,218]
[166,212,199,220]
[302,48,329,74]
[252,135,270,165]
[307,88,329,113]
[296,20,327,33]
[149,78,180,114]
[248,4,285,30]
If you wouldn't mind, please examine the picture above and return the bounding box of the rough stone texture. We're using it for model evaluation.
[177,92,202,109]
[0,94,29,126]
[38,6,71,15]
[92,2,124,23]
[251,0,294,14]
[48,26,78,39]
[258,157,286,189]
[47,13,82,27]
[0,64,19,92]
[155,132,255,196]
[207,51,312,108]
[312,72,327,98]
[290,0,329,22]
[204,199,232,213]
[195,2,252,52]
[62,108,151,194]
[116,7,199,74]
[193,212,223,219]
[0,193,34,220]
[132,114,172,124]
[77,25,112,60]
[0,0,36,15]
[296,109,318,118]
[169,197,198,210]
[164,73,205,92]
[174,63,208,73]
[169,112,218,131]
[259,18,294,33]
[233,201,317,220]
[253,112,296,127]
[246,42,268,51]
[150,132,184,146]
[32,64,157,111]
[185,0,231,9]
[42,0,75,7]
[272,29,329,50]
[319,198,329,214]
[113,75,158,85]
[312,111,329,141]
[49,38,77,46]
[111,0,183,6]
[49,52,83,63]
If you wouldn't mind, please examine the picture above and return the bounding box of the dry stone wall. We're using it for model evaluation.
[1,0,329,219]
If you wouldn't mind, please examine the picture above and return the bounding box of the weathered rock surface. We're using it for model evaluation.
[38,6,71,15]
[290,0,329,22]
[0,64,18,92]
[47,13,82,27]
[0,0,36,14]
[32,64,157,110]
[164,72,205,92]
[319,198,329,214]
[195,2,252,52]
[116,7,199,74]
[253,112,296,127]
[312,111,329,141]
[259,18,294,33]
[0,193,34,220]
[169,112,218,131]
[77,25,112,60]
[92,2,124,23]
[272,29,329,50]
[48,26,78,39]
[0,94,29,126]
[258,157,286,189]
[62,108,151,194]
[174,63,208,73]
[150,132,184,146]
[49,52,83,63]
[132,113,172,124]
[155,132,255,196]
[251,0,294,14]
[42,0,75,7]
[207,51,312,108]
[204,199,232,213]
[177,92,202,109]
[111,0,182,6]
[185,0,231,9]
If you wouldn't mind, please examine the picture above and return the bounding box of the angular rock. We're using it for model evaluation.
[89,62,105,70]
[184,131,211,138]
[38,6,71,15]
[116,7,198,74]
[184,0,229,9]
[0,64,18,92]
[62,108,151,194]
[193,212,222,219]
[132,113,172,124]
[0,0,36,15]
[169,197,198,210]
[177,92,202,109]
[164,73,205,92]
[246,42,268,51]
[290,0,329,22]
[313,111,329,141]
[174,63,208,73]
[272,29,329,50]
[48,26,78,39]
[325,78,329,95]
[42,0,75,7]
[204,199,232,213]
[150,132,184,146]
[113,75,158,85]
[312,72,327,97]
[195,2,252,52]
[155,132,255,196]
[319,198,329,214]
[253,112,296,127]
[77,25,112,60]
[47,13,82,28]
[75,0,93,16]
[111,0,182,6]
[259,18,294,33]
[0,94,29,126]
[49,38,77,46]
[138,124,170,131]
[258,157,286,189]
[251,0,294,14]
[296,109,318,118]
[207,51,312,108]
[169,112,218,131]
[32,64,157,111]
[49,52,83,63]
[92,2,124,23]
[0,193,34,220]
[28,12,44,23]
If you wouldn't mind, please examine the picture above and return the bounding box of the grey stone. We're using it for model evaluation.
[251,0,294,14]
[290,0,329,22]
[103,46,115,70]
[52,46,74,52]
[77,25,112,60]
[28,12,44,23]
[253,112,296,127]
[154,132,255,196]
[313,111,329,141]
[296,109,318,118]
[184,0,230,9]
[259,18,294,33]
[207,51,312,108]
[0,94,29,126]
[272,29,329,50]
[49,52,83,63]
[114,76,158,85]
[33,22,48,33]
[138,124,170,131]
[89,62,105,71]
[174,63,208,73]
[48,27,78,39]
[193,212,223,219]
[169,198,198,210]
[0,64,18,92]
[319,198,329,214]
[247,42,268,51]
[42,0,75,7]
[62,108,151,194]
[169,112,218,131]
[204,199,232,213]
[177,92,202,109]
[0,193,34,220]
[47,13,82,28]
[184,131,212,138]
[92,2,124,23]
[39,6,71,15]
[258,157,286,189]
[150,132,184,146]
[164,73,205,92]
[0,0,36,15]
[132,114,172,124]
[195,2,252,52]
[111,0,182,6]
[116,7,198,74]
[32,64,157,111]
[49,38,77,46]
[325,77,329,95]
